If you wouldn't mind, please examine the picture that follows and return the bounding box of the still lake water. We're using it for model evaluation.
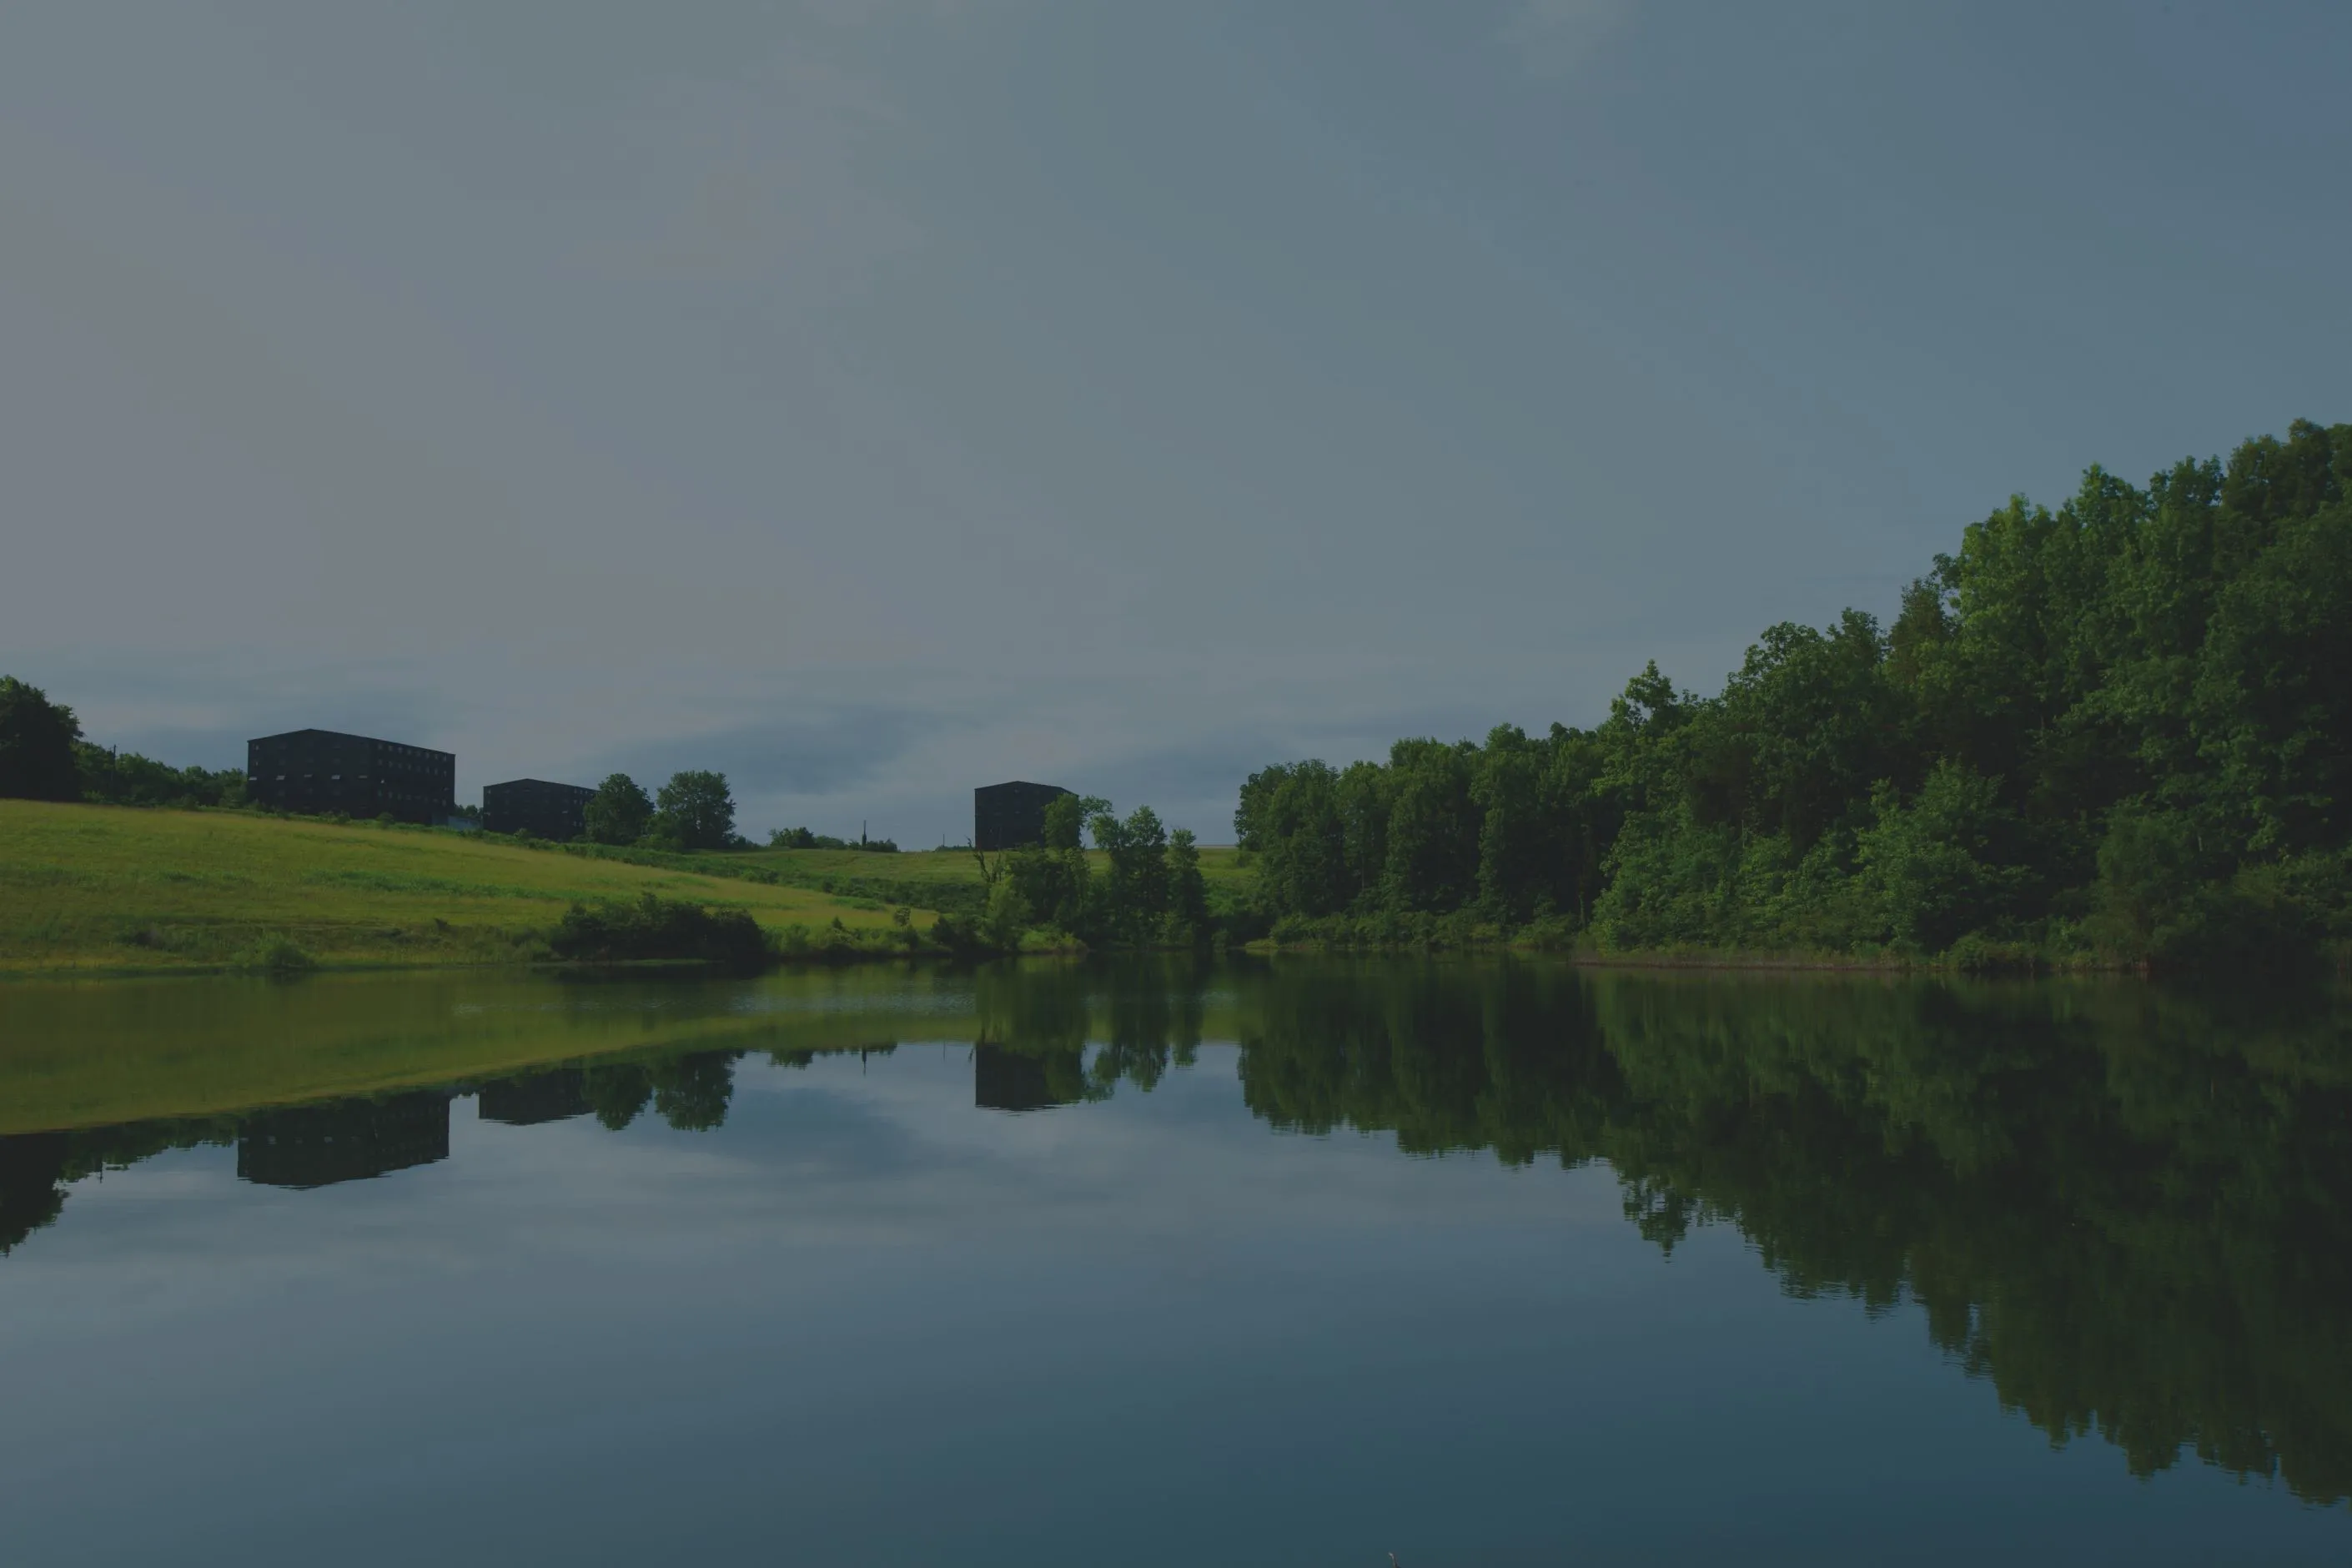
[1,959,2346,1565]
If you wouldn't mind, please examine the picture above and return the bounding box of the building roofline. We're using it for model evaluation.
[247,728,453,758]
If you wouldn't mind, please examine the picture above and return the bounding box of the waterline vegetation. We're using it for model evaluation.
[1236,421,2352,974]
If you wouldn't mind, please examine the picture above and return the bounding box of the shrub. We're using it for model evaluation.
[549,894,771,970]
[236,936,316,975]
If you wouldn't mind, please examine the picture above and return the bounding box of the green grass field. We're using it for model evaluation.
[0,802,934,974]
[0,967,997,1131]
[714,842,1252,887]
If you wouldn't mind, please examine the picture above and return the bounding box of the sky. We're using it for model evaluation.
[3,1,2346,845]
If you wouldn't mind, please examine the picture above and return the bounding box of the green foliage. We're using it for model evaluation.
[73,744,244,808]
[582,773,653,846]
[1239,421,2352,971]
[548,892,771,969]
[768,826,899,852]
[1854,762,2032,952]
[0,677,83,802]
[651,770,735,851]
[998,836,1089,940]
[1042,792,1106,852]
[1091,803,1170,946]
[1165,827,1209,944]
[234,936,316,975]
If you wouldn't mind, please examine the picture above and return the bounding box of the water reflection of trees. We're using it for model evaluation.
[4,961,2345,1505]
[580,1051,739,1133]
[1234,963,2352,1506]
[966,957,1210,1107]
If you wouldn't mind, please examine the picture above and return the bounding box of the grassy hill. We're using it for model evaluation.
[0,802,932,974]
[551,841,1254,921]
[727,842,1249,888]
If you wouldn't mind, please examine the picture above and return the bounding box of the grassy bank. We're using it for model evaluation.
[0,967,1020,1132]
[0,801,936,974]
[566,840,1254,917]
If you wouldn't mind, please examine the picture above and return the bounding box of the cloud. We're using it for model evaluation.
[601,45,923,294]
[1500,0,1636,76]
[593,703,944,798]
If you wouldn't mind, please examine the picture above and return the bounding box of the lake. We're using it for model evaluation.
[1,959,2346,1565]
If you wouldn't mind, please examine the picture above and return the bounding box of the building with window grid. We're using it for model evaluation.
[245,729,455,825]
[481,777,595,842]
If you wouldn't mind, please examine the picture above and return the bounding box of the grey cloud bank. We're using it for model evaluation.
[3,2,2345,840]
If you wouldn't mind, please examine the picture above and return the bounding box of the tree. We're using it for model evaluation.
[75,744,244,808]
[0,676,83,801]
[1166,827,1209,942]
[655,770,736,851]
[583,773,654,845]
[1043,792,1108,852]
[1092,803,1170,945]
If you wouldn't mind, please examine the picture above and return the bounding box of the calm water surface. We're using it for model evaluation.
[1,961,2346,1565]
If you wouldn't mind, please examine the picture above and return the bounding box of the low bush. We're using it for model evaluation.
[549,894,771,970]
[235,936,317,975]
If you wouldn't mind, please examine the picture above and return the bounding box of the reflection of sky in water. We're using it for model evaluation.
[1,1045,2344,1567]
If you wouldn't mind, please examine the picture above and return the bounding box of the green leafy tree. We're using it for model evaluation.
[1165,827,1209,943]
[1091,802,1170,945]
[583,773,654,845]
[0,677,84,802]
[1043,792,1106,851]
[655,771,736,850]
[75,744,244,808]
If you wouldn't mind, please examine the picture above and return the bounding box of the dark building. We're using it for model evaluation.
[974,780,1072,851]
[236,1093,452,1189]
[246,729,455,825]
[476,1069,591,1127]
[481,778,595,842]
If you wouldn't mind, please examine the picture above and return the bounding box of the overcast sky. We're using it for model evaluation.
[4,2,2345,843]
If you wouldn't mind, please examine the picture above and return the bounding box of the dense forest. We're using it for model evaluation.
[1236,421,2352,970]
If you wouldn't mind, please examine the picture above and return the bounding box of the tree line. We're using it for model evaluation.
[1236,420,2352,970]
[0,678,245,809]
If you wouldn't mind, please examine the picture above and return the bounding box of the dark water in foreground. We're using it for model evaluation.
[1,961,2347,1565]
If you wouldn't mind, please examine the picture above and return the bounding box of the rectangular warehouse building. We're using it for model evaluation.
[482,777,595,842]
[246,729,455,825]
[974,780,1072,851]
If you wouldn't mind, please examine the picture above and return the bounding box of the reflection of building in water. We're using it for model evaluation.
[973,1043,1083,1112]
[237,1093,452,1189]
[476,1070,591,1126]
